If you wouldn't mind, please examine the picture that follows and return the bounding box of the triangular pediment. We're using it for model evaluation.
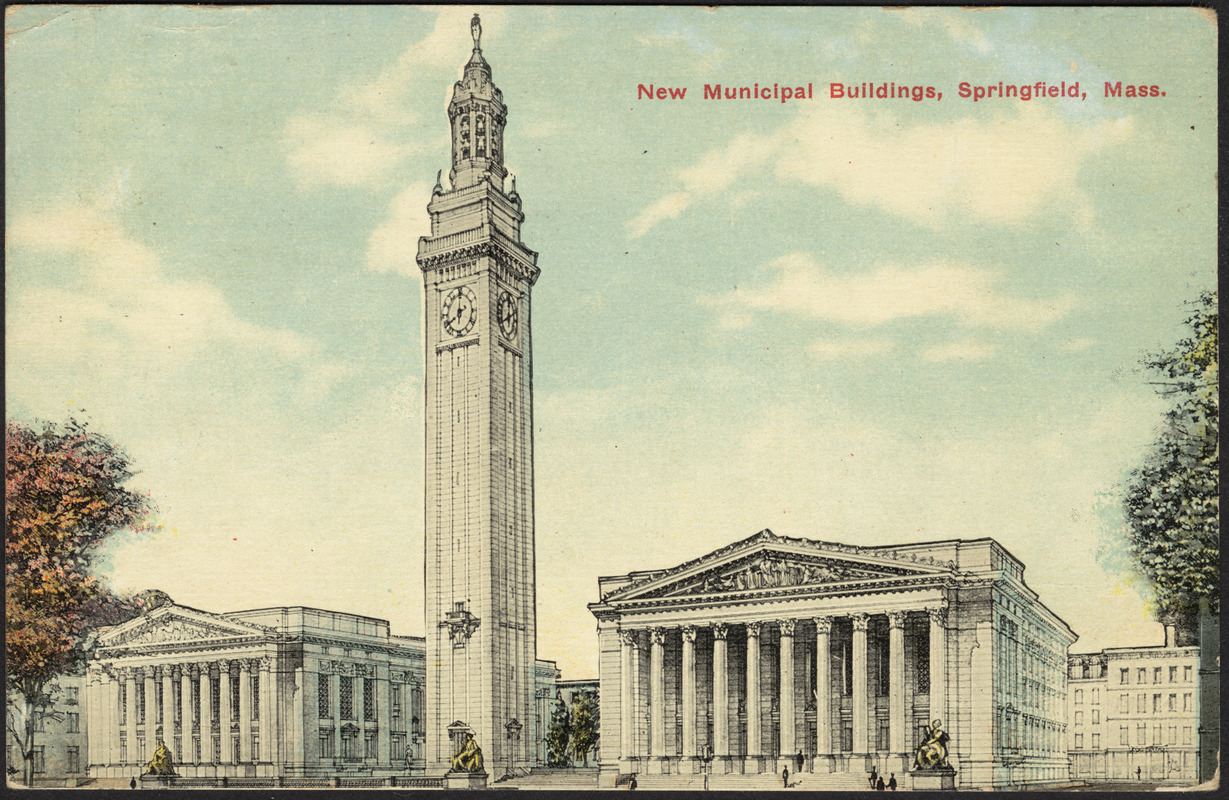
[604,530,954,602]
[96,604,274,649]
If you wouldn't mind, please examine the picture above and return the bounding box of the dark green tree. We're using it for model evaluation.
[1121,292,1218,625]
[569,691,600,767]
[545,696,571,767]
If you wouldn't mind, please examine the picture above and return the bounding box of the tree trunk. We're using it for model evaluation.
[23,694,36,787]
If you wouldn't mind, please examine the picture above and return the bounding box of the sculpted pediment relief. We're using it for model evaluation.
[98,608,271,649]
[641,552,913,599]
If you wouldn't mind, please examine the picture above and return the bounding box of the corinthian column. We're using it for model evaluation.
[712,624,729,766]
[779,619,796,769]
[813,616,833,769]
[198,662,213,764]
[142,668,157,761]
[238,659,253,763]
[124,668,138,763]
[258,657,273,763]
[681,626,698,766]
[928,606,948,732]
[161,666,174,743]
[218,660,233,765]
[649,628,666,760]
[888,611,907,767]
[618,630,637,763]
[745,622,762,770]
[851,614,869,761]
[180,666,194,762]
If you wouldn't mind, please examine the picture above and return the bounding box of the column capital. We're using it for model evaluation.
[927,606,948,626]
[217,658,231,673]
[649,627,667,646]
[681,625,698,643]
[259,655,273,671]
[196,660,213,674]
[617,629,638,648]
[711,622,729,641]
[851,613,870,632]
[238,658,254,672]
[813,615,833,635]
[887,610,908,629]
[746,621,762,638]
[118,666,136,680]
[778,619,797,637]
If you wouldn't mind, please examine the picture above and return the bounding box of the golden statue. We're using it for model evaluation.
[912,719,951,770]
[450,732,485,773]
[145,738,176,776]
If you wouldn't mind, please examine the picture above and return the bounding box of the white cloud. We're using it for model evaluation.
[631,103,1134,236]
[366,182,434,276]
[807,338,896,359]
[284,115,412,190]
[701,252,1075,332]
[920,340,995,362]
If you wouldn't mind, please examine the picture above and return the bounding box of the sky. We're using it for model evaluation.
[5,6,1217,679]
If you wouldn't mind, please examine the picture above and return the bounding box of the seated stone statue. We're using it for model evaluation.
[912,719,951,770]
[145,738,176,776]
[450,732,484,774]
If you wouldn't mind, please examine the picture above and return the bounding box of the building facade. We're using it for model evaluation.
[416,15,540,778]
[588,529,1076,790]
[1066,641,1201,783]
[83,600,558,787]
[6,674,89,787]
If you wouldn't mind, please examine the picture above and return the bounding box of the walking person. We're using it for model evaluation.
[796,750,804,774]
[869,766,878,790]
[888,774,897,791]
[876,776,886,791]
[782,765,789,788]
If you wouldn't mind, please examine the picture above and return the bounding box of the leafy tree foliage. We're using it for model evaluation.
[569,691,600,767]
[5,419,153,784]
[545,696,572,767]
[1122,292,1218,621]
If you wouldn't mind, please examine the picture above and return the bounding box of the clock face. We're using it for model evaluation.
[497,291,518,339]
[442,286,478,337]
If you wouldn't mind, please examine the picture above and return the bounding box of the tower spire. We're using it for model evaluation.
[448,13,506,190]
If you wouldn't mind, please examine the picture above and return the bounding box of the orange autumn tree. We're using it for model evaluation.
[5,419,154,785]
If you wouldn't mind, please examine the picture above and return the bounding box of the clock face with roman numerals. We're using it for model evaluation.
[442,286,477,337]
[497,291,518,339]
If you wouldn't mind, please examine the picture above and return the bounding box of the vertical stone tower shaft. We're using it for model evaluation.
[416,15,540,777]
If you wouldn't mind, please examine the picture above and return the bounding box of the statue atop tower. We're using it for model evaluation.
[449,13,507,191]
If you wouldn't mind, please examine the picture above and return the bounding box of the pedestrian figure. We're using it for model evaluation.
[1136,766,1142,781]
[796,750,804,774]
[876,777,886,791]
[129,776,137,789]
[888,774,897,791]
[869,766,878,789]
[782,766,789,788]
[629,774,637,790]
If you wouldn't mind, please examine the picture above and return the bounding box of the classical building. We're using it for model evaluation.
[6,674,89,787]
[416,14,540,778]
[1066,638,1201,783]
[588,529,1076,790]
[82,600,558,788]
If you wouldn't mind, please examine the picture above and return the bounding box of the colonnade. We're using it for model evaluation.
[86,658,274,769]
[617,605,949,774]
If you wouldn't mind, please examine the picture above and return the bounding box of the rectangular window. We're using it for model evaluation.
[1153,694,1161,713]
[120,684,128,725]
[877,719,890,751]
[1136,725,1146,745]
[392,685,402,729]
[193,737,201,763]
[1169,726,1177,744]
[365,732,377,759]
[120,738,128,764]
[210,679,220,723]
[1092,688,1100,705]
[1169,694,1177,712]
[318,674,331,718]
[339,676,354,720]
[1183,727,1193,745]
[66,686,80,705]
[1074,733,1084,749]
[1137,694,1146,713]
[138,681,146,725]
[1184,666,1192,682]
[1183,693,1191,711]
[173,680,182,723]
[1169,666,1178,683]
[32,746,45,774]
[1092,710,1100,725]
[364,680,375,721]
[233,736,241,763]
[1091,733,1100,749]
[1119,726,1129,745]
[1119,694,1129,713]
[917,636,930,693]
[231,675,240,720]
[392,734,405,764]
[192,680,201,725]
[156,682,164,724]
[67,712,80,733]
[1075,689,1084,704]
[138,738,146,763]
[251,674,260,721]
[67,745,80,773]
[1137,668,1146,684]
[1154,667,1162,684]
[1120,668,1129,684]
[211,735,220,764]
[841,724,853,752]
[251,735,259,761]
[1075,711,1084,726]
[1153,725,1161,745]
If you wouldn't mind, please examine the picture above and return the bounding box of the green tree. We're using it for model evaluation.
[5,419,154,785]
[1121,292,1218,624]
[545,696,572,767]
[569,691,600,767]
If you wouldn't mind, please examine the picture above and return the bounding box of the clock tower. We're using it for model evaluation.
[416,15,540,777]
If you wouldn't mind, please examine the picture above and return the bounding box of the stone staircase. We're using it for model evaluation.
[627,770,877,792]
[496,767,600,790]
